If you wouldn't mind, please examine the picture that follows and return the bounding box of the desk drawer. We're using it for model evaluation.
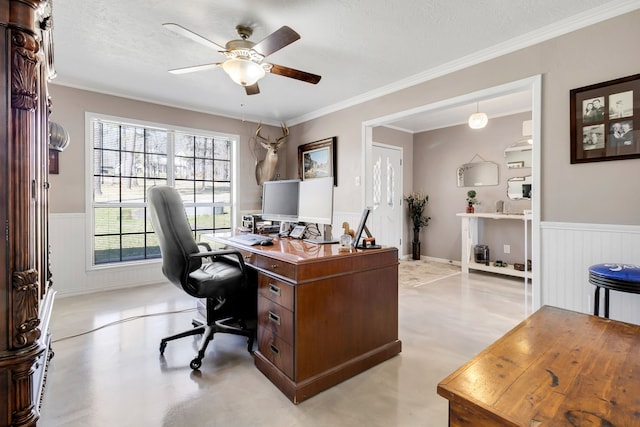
[258,327,294,379]
[255,255,295,280]
[258,296,293,344]
[236,249,256,266]
[258,274,294,310]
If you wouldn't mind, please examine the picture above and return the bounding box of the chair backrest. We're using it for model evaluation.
[147,186,201,288]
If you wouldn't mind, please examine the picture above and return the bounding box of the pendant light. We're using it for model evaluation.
[468,102,488,129]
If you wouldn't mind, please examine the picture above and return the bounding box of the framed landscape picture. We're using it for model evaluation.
[570,73,639,164]
[298,137,337,185]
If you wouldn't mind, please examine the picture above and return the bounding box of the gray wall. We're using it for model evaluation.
[48,85,286,215]
[49,9,640,252]
[414,112,532,264]
[285,10,640,229]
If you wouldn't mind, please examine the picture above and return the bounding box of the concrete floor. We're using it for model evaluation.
[39,264,530,427]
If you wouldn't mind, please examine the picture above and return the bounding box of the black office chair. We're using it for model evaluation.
[147,186,256,370]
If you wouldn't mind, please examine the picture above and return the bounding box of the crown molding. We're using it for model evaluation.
[288,0,640,126]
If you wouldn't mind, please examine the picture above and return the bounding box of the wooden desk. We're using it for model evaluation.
[207,234,401,404]
[437,306,640,426]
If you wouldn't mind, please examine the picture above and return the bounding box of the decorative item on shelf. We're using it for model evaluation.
[495,200,504,213]
[466,190,477,213]
[474,245,490,266]
[513,259,531,271]
[404,191,431,260]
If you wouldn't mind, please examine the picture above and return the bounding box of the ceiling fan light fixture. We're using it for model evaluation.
[468,102,488,129]
[222,58,265,87]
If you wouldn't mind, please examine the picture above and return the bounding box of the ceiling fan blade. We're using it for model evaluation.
[163,23,225,51]
[245,83,260,95]
[269,64,321,84]
[252,26,300,57]
[168,63,221,75]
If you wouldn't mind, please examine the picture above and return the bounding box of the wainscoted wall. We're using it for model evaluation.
[541,221,640,325]
[53,211,640,324]
[50,213,168,297]
[333,210,366,242]
[50,211,365,297]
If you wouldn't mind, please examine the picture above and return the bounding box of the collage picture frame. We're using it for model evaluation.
[570,73,639,164]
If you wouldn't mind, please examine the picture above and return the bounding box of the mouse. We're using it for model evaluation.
[260,240,273,246]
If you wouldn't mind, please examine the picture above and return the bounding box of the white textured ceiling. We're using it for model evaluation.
[51,0,639,130]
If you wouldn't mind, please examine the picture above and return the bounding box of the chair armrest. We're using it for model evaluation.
[189,249,247,274]
[197,242,212,252]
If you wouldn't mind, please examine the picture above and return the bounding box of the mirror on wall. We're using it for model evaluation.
[456,161,499,187]
[504,141,532,169]
[507,175,532,200]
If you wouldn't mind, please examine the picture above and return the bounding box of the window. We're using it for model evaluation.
[88,114,236,267]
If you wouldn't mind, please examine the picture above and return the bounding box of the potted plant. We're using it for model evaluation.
[404,191,431,260]
[466,190,477,213]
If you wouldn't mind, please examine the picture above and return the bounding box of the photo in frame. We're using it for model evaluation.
[298,137,337,185]
[570,73,639,164]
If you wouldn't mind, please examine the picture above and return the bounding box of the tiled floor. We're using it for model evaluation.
[39,263,530,427]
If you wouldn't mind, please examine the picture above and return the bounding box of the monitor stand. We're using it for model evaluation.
[355,224,382,249]
[304,224,338,244]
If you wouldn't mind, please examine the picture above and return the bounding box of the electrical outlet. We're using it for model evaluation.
[504,244,511,254]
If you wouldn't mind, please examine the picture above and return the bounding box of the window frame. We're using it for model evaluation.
[85,112,239,270]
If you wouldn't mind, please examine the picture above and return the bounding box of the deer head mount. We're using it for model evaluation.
[255,123,289,185]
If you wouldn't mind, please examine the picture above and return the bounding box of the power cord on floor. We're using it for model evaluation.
[52,307,198,343]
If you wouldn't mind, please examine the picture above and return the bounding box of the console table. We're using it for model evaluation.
[457,212,531,279]
[205,234,401,403]
[437,306,640,426]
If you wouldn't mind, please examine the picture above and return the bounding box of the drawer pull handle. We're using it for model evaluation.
[268,311,281,325]
[268,283,281,296]
[244,255,251,261]
[270,344,280,355]
[271,264,279,269]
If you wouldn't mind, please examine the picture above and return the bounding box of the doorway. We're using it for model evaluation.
[361,75,541,310]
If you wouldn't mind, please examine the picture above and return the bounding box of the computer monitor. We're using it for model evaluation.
[261,179,300,223]
[297,176,337,244]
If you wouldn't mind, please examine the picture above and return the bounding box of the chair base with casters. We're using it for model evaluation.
[589,263,640,319]
[159,296,256,370]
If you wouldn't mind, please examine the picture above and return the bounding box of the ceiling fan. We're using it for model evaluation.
[164,23,321,95]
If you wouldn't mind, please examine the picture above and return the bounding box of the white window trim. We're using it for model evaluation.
[84,112,239,271]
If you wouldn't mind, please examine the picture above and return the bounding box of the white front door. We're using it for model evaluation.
[369,143,403,251]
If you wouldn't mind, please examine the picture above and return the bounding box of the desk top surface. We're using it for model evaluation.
[437,305,640,426]
[202,233,397,265]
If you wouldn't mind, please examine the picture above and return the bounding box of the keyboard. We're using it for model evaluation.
[228,233,273,246]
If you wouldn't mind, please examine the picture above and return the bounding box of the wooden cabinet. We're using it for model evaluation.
[1,1,55,426]
[210,235,402,404]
